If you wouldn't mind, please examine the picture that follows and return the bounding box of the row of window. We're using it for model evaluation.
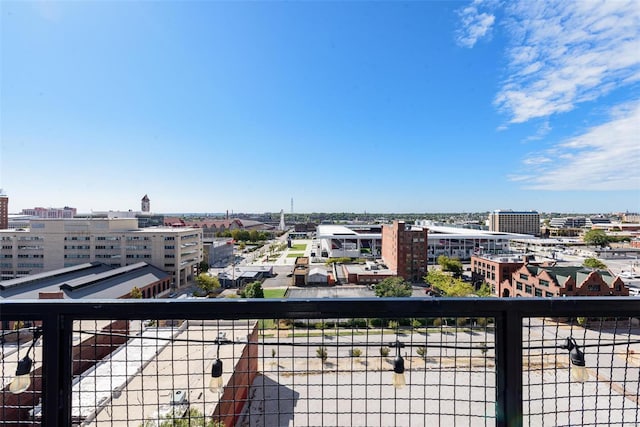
[64,245,90,250]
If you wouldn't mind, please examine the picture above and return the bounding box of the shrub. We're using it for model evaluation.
[314,322,327,330]
[432,318,442,327]
[277,319,293,330]
[368,318,384,328]
[380,346,390,357]
[577,316,587,326]
[475,317,487,327]
[349,348,362,357]
[411,319,423,328]
[456,317,468,327]
[387,320,399,329]
[479,342,488,354]
[316,346,328,361]
[416,347,427,359]
[349,318,368,328]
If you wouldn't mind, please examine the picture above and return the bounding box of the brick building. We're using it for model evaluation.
[502,264,629,298]
[0,191,8,230]
[471,254,536,297]
[381,221,428,282]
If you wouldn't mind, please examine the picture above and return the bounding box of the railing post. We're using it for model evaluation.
[495,309,523,427]
[41,314,73,426]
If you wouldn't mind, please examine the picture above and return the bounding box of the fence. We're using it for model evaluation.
[1,297,639,426]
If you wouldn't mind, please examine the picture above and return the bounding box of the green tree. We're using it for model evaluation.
[583,229,610,247]
[198,260,209,274]
[425,270,474,297]
[583,257,607,270]
[374,277,413,297]
[437,255,463,276]
[240,281,264,298]
[130,286,143,299]
[195,273,220,294]
[475,282,493,297]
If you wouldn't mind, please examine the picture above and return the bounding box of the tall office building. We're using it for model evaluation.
[0,218,202,287]
[0,191,8,230]
[381,220,428,282]
[488,210,540,236]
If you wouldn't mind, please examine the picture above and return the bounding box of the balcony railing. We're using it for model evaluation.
[1,297,639,426]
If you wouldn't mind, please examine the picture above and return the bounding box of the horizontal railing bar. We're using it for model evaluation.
[1,297,638,320]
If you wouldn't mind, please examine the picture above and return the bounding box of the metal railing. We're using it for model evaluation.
[1,297,639,426]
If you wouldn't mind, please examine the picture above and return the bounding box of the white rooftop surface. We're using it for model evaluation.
[316,224,380,238]
[427,225,531,239]
[87,322,254,426]
[238,367,638,427]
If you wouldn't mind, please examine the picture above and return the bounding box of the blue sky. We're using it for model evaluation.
[1,1,638,214]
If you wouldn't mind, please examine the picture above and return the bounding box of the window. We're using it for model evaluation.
[525,285,532,294]
[516,281,523,291]
[519,273,528,280]
[539,279,549,287]
[587,284,600,292]
[535,288,542,297]
[545,291,554,297]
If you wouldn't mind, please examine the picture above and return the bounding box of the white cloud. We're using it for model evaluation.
[455,0,496,48]
[512,101,640,191]
[494,0,640,123]
[524,120,551,142]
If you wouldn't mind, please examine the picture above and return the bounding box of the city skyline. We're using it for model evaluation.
[1,1,639,214]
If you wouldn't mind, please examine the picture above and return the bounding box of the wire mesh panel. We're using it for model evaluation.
[237,316,496,427]
[522,316,640,426]
[3,298,640,426]
[71,318,257,427]
[1,320,43,426]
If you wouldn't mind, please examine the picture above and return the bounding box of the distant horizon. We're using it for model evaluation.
[7,208,636,217]
[1,2,638,213]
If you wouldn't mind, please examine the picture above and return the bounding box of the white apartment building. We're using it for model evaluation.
[0,218,202,288]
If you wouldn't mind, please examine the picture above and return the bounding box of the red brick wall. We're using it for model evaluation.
[211,323,259,427]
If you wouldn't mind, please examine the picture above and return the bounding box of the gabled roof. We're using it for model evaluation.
[0,262,169,300]
[528,265,617,286]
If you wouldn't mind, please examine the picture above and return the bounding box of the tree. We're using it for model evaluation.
[130,286,143,299]
[425,270,474,297]
[583,258,607,270]
[198,260,209,274]
[475,282,493,297]
[240,281,264,298]
[583,229,610,247]
[195,273,220,294]
[374,277,412,297]
[437,255,463,276]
